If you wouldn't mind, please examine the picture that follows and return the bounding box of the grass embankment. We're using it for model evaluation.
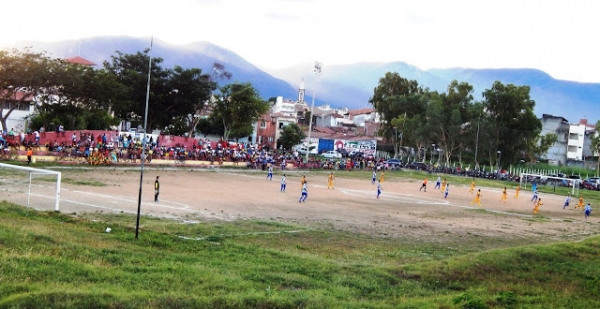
[0,202,599,308]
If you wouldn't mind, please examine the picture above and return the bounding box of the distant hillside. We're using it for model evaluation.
[8,36,600,122]
[12,36,300,103]
[270,64,600,122]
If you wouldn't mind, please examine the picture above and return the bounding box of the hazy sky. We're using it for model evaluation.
[2,0,599,83]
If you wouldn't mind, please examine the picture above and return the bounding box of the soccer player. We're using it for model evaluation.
[584,203,592,220]
[533,198,543,215]
[469,180,475,194]
[499,187,508,203]
[299,181,308,203]
[444,183,450,199]
[514,186,521,199]
[371,169,377,184]
[576,196,585,209]
[441,178,447,193]
[531,190,539,203]
[434,176,441,190]
[471,189,482,206]
[563,194,571,209]
[379,171,385,183]
[376,180,383,199]
[327,172,335,189]
[300,175,306,189]
[154,176,160,202]
[26,147,33,165]
[419,178,428,192]
[280,174,287,193]
[266,165,273,180]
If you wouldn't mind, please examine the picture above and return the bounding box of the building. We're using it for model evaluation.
[0,56,96,133]
[0,91,35,133]
[567,118,596,161]
[540,114,570,165]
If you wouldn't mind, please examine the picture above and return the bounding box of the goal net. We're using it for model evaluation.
[0,163,61,211]
[519,172,578,196]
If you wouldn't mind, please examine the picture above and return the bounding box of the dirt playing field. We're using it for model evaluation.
[7,166,595,243]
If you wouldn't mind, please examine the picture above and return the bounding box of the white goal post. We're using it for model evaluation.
[519,172,578,196]
[0,163,61,211]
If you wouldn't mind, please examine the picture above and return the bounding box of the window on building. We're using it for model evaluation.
[268,137,273,142]
[279,122,284,129]
[569,133,578,140]
[260,121,266,129]
[258,136,263,144]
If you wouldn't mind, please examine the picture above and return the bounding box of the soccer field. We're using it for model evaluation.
[2,167,597,242]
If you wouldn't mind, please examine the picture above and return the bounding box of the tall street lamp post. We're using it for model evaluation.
[135,37,153,240]
[305,61,322,163]
[497,150,502,180]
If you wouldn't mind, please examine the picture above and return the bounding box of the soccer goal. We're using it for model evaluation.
[0,163,61,211]
[520,172,578,196]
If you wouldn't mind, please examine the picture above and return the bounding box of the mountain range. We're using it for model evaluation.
[9,36,600,123]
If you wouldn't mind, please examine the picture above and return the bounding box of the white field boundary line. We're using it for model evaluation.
[335,187,540,218]
[179,229,306,241]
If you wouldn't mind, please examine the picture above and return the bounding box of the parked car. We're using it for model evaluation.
[349,151,365,159]
[322,150,342,159]
[583,177,600,190]
[295,146,318,155]
[385,159,402,168]
[335,148,349,157]
[405,162,428,170]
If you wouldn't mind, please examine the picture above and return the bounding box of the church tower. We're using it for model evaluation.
[298,79,305,103]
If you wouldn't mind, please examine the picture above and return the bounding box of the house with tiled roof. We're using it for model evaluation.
[65,56,96,66]
[1,56,97,132]
[0,90,35,133]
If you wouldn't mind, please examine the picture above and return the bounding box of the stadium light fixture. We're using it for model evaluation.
[305,61,322,163]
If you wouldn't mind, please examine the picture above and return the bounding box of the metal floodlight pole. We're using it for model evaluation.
[305,61,322,163]
[135,37,153,240]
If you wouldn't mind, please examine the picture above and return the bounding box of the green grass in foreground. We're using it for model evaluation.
[1,202,599,308]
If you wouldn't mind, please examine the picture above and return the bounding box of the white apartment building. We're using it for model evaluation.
[566,119,596,161]
[272,96,296,117]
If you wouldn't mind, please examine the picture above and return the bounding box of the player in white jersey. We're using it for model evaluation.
[299,181,308,202]
[376,180,383,199]
[563,194,571,209]
[280,174,286,192]
[266,165,273,180]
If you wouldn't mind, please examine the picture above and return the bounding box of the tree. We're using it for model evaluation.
[210,83,269,140]
[482,81,541,167]
[369,72,425,159]
[103,50,213,133]
[436,80,474,165]
[185,63,231,137]
[0,49,53,131]
[35,59,126,130]
[590,120,600,176]
[279,123,305,151]
[529,133,558,162]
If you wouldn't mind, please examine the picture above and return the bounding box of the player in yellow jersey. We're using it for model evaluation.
[469,180,475,194]
[327,172,335,189]
[533,198,543,215]
[575,195,585,210]
[471,189,482,206]
[300,175,306,189]
[379,171,385,183]
[499,187,508,203]
[441,178,447,193]
[514,186,520,199]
